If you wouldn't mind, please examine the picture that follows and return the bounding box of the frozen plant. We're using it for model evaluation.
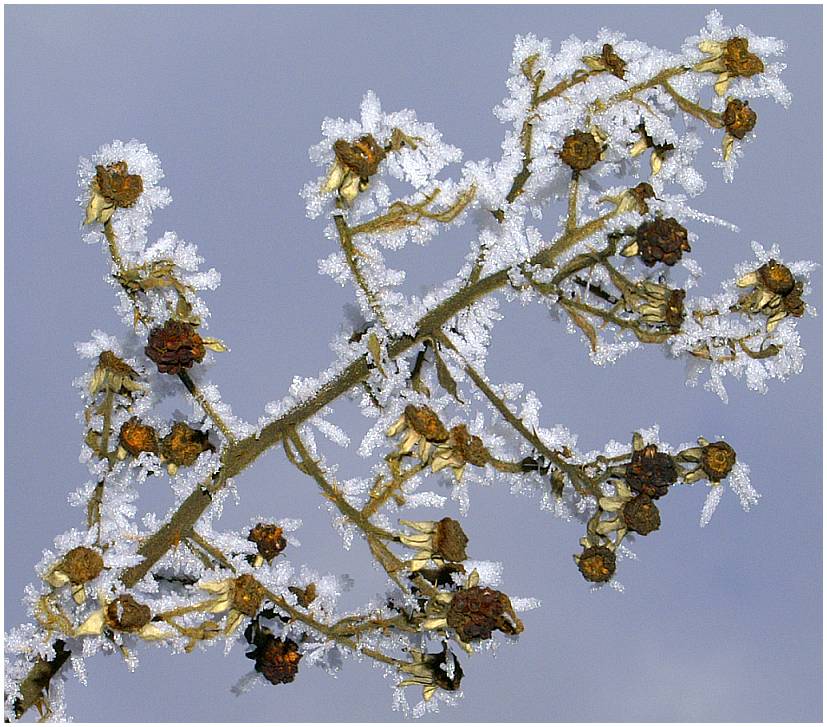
[4,12,816,721]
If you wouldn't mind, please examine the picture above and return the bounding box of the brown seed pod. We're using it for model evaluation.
[700,441,737,481]
[248,523,287,562]
[248,635,302,685]
[119,418,159,457]
[622,494,661,536]
[61,547,104,585]
[105,595,152,633]
[757,259,796,296]
[232,574,266,617]
[145,320,206,375]
[723,37,765,78]
[600,43,626,79]
[446,586,523,642]
[432,518,469,562]
[449,424,489,467]
[723,99,757,140]
[333,135,386,179]
[160,422,214,467]
[404,405,449,443]
[625,444,677,499]
[634,217,691,267]
[559,130,603,171]
[95,161,144,209]
[576,545,616,582]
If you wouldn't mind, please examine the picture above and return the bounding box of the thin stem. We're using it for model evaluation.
[178,370,237,444]
[566,172,580,232]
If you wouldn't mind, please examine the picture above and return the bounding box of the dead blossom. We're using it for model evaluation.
[680,438,738,484]
[623,217,691,267]
[247,523,287,563]
[160,422,214,468]
[575,545,616,582]
[246,635,302,685]
[84,161,144,225]
[398,643,463,702]
[104,595,152,633]
[695,36,765,96]
[321,134,387,206]
[559,129,605,171]
[625,444,678,499]
[737,259,805,331]
[622,494,661,536]
[445,586,524,642]
[582,43,627,79]
[118,418,159,458]
[145,319,206,375]
[57,547,103,586]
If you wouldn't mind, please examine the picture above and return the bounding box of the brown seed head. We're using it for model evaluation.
[145,320,205,375]
[559,131,603,171]
[251,635,302,685]
[635,217,691,267]
[105,594,152,632]
[446,586,523,642]
[421,644,464,692]
[622,494,661,536]
[723,99,757,140]
[333,135,386,179]
[98,350,138,377]
[625,444,677,499]
[577,545,616,582]
[449,424,490,467]
[782,282,806,317]
[723,37,765,78]
[119,418,159,457]
[433,518,469,562]
[404,405,449,442]
[701,441,737,481]
[61,546,104,585]
[248,523,287,562]
[231,574,266,617]
[629,182,656,213]
[160,422,214,467]
[95,161,144,209]
[757,259,796,296]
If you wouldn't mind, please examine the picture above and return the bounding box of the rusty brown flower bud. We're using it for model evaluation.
[446,586,523,642]
[404,405,449,443]
[145,320,205,375]
[248,635,302,685]
[105,594,152,633]
[449,424,490,467]
[625,444,677,499]
[119,418,159,457]
[576,545,616,582]
[634,217,691,267]
[432,518,469,562]
[559,131,603,171]
[701,441,737,482]
[160,422,214,467]
[758,259,796,296]
[622,494,661,536]
[248,523,287,562]
[232,574,266,617]
[723,37,765,78]
[723,99,757,140]
[61,547,104,585]
[95,161,144,209]
[333,135,386,180]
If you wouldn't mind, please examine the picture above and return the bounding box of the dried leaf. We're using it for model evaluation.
[202,337,229,353]
[367,332,385,376]
[565,306,598,352]
[434,348,462,403]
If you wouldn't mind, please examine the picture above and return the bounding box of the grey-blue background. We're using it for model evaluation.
[5,5,822,722]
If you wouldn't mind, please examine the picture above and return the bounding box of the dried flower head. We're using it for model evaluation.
[104,595,152,633]
[287,583,317,608]
[723,99,757,140]
[399,517,469,570]
[231,574,267,617]
[248,523,287,563]
[575,545,616,582]
[737,259,806,331]
[445,586,524,642]
[701,441,737,482]
[145,319,206,375]
[84,161,144,225]
[559,130,604,171]
[430,424,490,481]
[321,134,386,206]
[59,546,104,585]
[160,422,214,470]
[633,282,686,330]
[89,350,142,397]
[387,404,449,461]
[247,635,302,685]
[623,217,691,267]
[625,443,677,499]
[622,494,661,535]
[398,643,464,702]
[118,418,159,458]
[695,36,765,96]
